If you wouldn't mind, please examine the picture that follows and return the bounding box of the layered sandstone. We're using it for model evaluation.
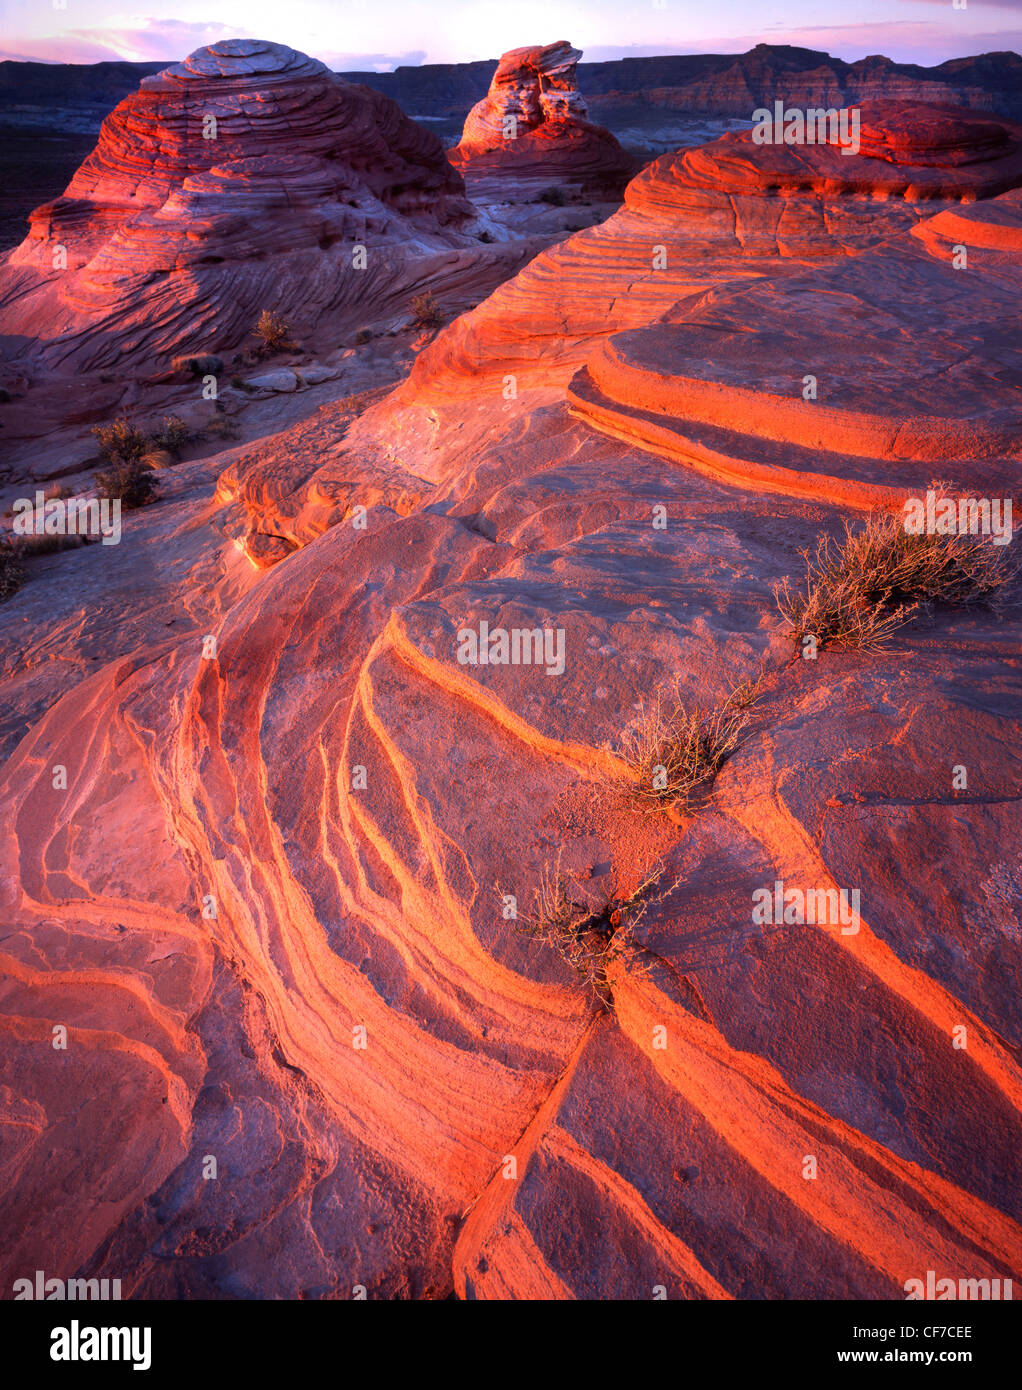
[0,40,504,373]
[450,42,633,192]
[342,100,1022,498]
[1,97,1020,1302]
[567,188,1022,510]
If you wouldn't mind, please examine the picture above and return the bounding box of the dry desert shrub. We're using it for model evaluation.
[204,414,240,441]
[153,415,191,455]
[93,458,160,510]
[140,449,174,470]
[171,353,223,377]
[410,292,443,329]
[775,507,1018,653]
[93,414,190,466]
[92,417,151,464]
[505,854,674,1006]
[11,531,89,558]
[623,678,757,813]
[253,309,298,353]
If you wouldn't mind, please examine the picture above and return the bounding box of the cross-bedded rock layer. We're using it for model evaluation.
[342,101,1021,515]
[1,98,1020,1301]
[0,40,491,372]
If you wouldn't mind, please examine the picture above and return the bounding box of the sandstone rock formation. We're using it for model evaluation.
[365,100,1022,479]
[0,40,508,374]
[450,42,633,193]
[1,98,1020,1301]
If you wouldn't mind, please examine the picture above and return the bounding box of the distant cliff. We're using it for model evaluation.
[0,58,164,112]
[582,46,1022,124]
[354,45,1022,122]
[1,44,1020,130]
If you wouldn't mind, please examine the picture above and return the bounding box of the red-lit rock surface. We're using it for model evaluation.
[1,100,1020,1300]
[450,42,633,195]
[0,40,520,374]
[387,102,1022,428]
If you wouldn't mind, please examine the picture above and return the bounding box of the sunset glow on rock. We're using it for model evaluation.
[0,20,1019,1324]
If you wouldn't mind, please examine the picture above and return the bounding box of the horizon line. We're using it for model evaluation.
[2,41,1020,71]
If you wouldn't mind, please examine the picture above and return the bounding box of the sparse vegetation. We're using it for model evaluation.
[93,458,160,510]
[354,328,373,345]
[253,309,298,354]
[538,186,567,206]
[410,292,443,330]
[623,679,757,813]
[140,449,174,470]
[1,484,90,570]
[775,505,1019,653]
[93,415,191,472]
[0,538,25,601]
[11,531,89,559]
[92,417,151,464]
[504,854,673,1006]
[152,415,191,455]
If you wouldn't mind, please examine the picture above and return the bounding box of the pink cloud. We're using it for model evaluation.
[1,20,243,65]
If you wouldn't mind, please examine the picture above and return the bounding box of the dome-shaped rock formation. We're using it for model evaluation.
[0,40,495,372]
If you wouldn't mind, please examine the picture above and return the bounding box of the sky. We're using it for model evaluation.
[0,0,1019,69]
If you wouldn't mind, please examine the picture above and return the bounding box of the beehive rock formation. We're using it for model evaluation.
[450,41,633,191]
[1,98,1020,1301]
[0,40,490,372]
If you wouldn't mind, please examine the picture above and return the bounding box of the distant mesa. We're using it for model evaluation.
[450,41,633,190]
[0,40,492,371]
[2,44,1021,128]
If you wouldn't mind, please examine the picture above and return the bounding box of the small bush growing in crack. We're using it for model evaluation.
[503,854,677,1007]
[775,502,1019,654]
[153,414,191,456]
[623,678,757,814]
